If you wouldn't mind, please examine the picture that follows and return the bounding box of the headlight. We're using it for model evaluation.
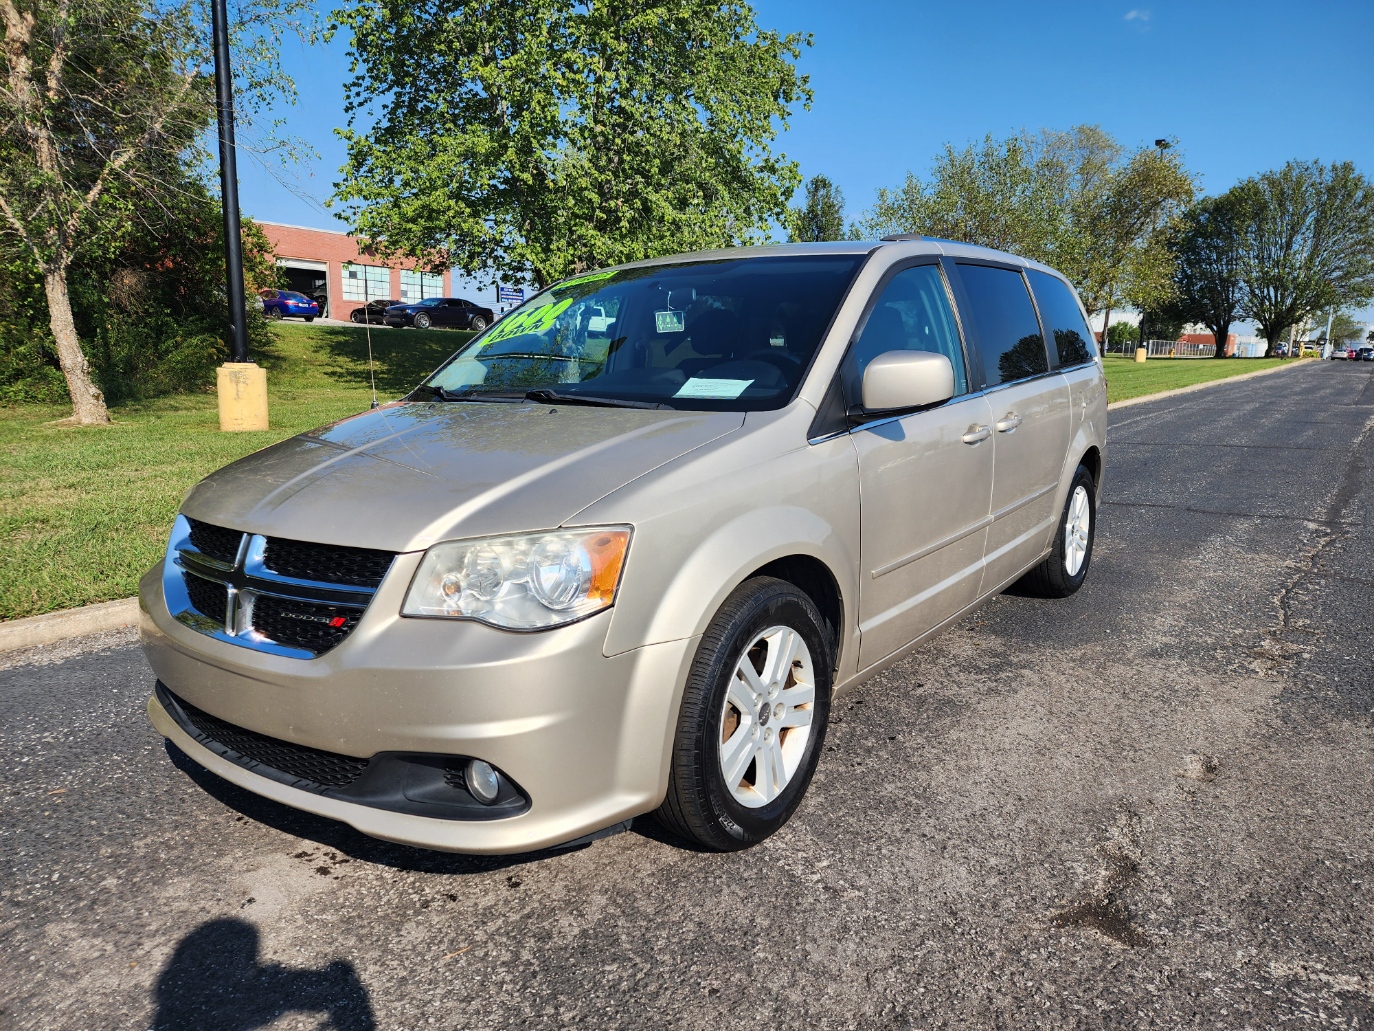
[401,527,631,630]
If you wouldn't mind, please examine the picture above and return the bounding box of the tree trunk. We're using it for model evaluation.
[42,267,109,425]
[1101,306,1112,351]
[1210,323,1228,359]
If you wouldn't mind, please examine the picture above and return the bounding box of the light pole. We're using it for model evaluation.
[211,0,269,431]
[1135,138,1172,364]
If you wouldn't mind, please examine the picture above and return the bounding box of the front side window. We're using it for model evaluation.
[419,255,865,411]
[1027,270,1098,367]
[842,263,968,404]
[955,264,1049,387]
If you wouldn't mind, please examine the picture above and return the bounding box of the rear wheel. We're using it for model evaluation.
[656,577,832,851]
[1019,464,1096,598]
[304,316,315,322]
[470,315,488,332]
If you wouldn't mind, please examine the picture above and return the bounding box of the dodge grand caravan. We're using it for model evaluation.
[141,237,1107,854]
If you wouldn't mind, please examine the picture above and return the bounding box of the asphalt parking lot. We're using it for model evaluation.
[3,359,1372,1030]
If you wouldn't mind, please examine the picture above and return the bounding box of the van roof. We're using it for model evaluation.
[608,237,1062,279]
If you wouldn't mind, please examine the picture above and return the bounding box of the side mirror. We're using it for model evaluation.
[860,350,955,411]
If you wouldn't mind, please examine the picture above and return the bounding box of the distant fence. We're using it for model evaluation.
[1104,338,1218,358]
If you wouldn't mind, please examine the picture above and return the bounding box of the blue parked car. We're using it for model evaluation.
[259,288,319,322]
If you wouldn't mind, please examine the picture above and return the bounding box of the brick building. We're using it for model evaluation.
[258,221,450,320]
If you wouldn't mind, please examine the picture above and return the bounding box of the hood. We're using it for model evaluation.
[181,401,744,552]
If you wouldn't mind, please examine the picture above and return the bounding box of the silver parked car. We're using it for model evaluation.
[141,239,1107,854]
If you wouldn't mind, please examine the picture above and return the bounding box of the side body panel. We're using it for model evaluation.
[579,404,864,680]
[852,394,994,667]
[981,375,1073,589]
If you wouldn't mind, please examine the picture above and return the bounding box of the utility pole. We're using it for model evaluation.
[1135,138,1173,365]
[212,0,269,431]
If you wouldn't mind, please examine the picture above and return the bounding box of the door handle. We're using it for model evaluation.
[961,424,991,445]
[995,412,1022,433]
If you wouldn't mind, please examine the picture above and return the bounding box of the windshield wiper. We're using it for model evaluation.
[411,384,522,403]
[523,389,672,410]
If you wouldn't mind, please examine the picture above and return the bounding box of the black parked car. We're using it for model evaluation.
[350,299,400,325]
[384,297,494,331]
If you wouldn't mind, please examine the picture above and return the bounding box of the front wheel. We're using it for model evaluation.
[350,310,364,323]
[656,577,832,851]
[266,307,282,320]
[413,313,431,330]
[1019,464,1096,597]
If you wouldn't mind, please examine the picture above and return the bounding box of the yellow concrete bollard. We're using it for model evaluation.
[217,362,269,432]
[1134,346,1147,363]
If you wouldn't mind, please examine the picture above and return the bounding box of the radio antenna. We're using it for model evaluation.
[362,269,379,409]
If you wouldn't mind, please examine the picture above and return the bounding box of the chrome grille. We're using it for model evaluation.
[263,538,393,588]
[186,517,244,565]
[164,515,394,658]
[182,572,228,625]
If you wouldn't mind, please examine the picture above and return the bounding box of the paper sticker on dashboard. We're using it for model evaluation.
[673,378,754,399]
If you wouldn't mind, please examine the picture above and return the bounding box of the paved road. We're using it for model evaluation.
[4,361,1373,1030]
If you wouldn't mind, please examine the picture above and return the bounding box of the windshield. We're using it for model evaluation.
[414,297,443,307]
[418,255,865,411]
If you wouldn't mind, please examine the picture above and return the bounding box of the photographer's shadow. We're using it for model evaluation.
[152,919,375,1031]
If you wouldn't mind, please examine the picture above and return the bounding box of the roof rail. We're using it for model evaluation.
[879,233,970,246]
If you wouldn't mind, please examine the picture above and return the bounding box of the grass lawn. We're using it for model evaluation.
[1102,353,1309,404]
[0,322,471,621]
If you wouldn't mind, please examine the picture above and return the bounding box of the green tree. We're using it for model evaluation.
[1171,191,1246,357]
[1106,320,1139,352]
[0,0,313,422]
[1328,311,1362,344]
[788,174,846,242]
[855,126,1195,326]
[333,0,811,289]
[1235,161,1374,357]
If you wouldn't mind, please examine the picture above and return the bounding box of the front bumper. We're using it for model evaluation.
[140,560,697,854]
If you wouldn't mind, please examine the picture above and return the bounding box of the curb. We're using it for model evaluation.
[0,597,140,656]
[1107,357,1313,411]
[0,359,1320,656]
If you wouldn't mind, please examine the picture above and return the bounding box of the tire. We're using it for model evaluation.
[304,316,315,322]
[414,313,431,330]
[351,310,363,324]
[656,576,832,851]
[1019,464,1096,598]
[470,315,488,332]
[266,307,282,320]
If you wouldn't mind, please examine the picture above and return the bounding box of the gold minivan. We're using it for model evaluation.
[141,238,1107,854]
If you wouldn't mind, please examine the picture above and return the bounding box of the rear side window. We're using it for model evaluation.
[955,264,1048,387]
[1028,270,1098,367]
[843,264,968,402]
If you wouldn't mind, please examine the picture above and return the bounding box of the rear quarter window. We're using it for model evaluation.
[1027,270,1098,367]
[954,264,1048,387]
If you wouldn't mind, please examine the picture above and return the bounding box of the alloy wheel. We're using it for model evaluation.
[718,625,815,808]
[1064,485,1091,576]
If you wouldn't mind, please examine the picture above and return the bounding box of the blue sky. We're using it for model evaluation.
[238,0,1374,322]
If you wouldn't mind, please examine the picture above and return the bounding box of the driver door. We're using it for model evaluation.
[848,263,995,669]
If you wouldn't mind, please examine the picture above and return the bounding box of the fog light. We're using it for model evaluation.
[464,759,500,804]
